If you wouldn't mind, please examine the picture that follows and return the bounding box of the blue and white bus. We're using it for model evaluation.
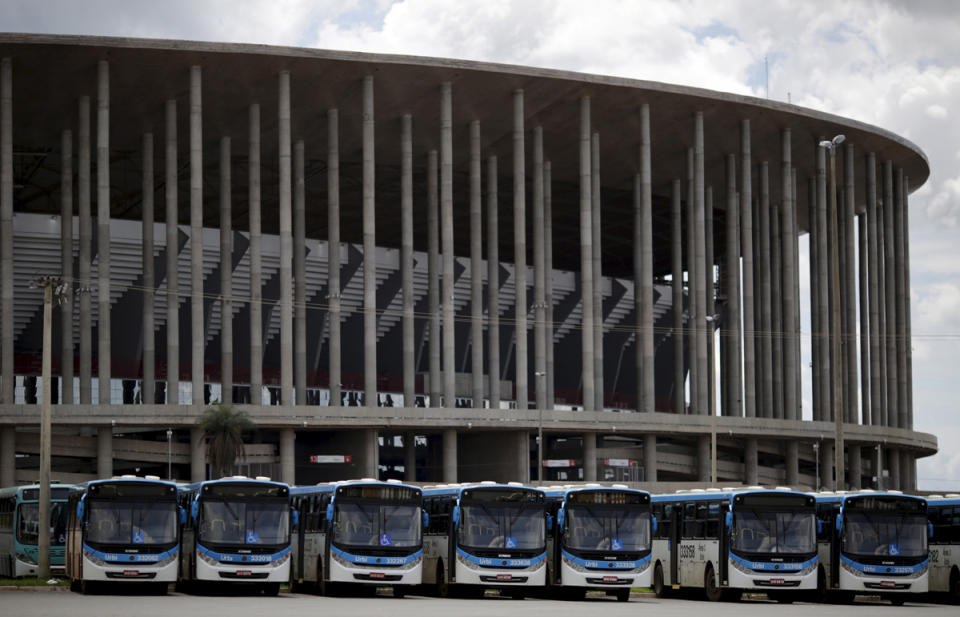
[66,476,181,594]
[545,485,653,601]
[422,482,549,599]
[177,476,294,595]
[290,479,425,597]
[0,483,73,577]
[815,491,929,605]
[651,488,818,602]
[926,493,960,602]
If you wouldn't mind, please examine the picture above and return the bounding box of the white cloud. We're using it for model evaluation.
[926,103,948,119]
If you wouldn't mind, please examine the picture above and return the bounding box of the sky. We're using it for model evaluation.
[4,0,960,490]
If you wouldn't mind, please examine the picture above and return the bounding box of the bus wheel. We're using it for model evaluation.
[69,578,81,593]
[950,568,960,604]
[614,588,630,602]
[653,562,669,598]
[703,564,722,602]
[153,583,169,596]
[436,562,450,598]
[262,583,281,597]
[888,596,905,606]
[393,585,406,599]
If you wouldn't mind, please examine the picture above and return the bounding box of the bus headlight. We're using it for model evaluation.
[796,561,817,577]
[83,551,108,567]
[730,558,753,575]
[198,550,220,567]
[272,552,290,567]
[155,551,178,568]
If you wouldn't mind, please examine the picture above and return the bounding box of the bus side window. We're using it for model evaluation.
[695,503,709,538]
[682,503,697,539]
[705,503,721,538]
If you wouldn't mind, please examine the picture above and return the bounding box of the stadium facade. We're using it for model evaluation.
[0,34,935,490]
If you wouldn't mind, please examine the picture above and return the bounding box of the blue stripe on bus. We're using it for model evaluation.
[561,548,650,570]
[82,543,177,563]
[456,547,546,569]
[839,554,928,575]
[196,543,290,564]
[330,545,422,566]
[729,552,816,572]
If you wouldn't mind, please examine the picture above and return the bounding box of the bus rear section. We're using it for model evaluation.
[291,480,424,597]
[179,477,293,596]
[816,491,929,604]
[0,484,73,577]
[66,476,180,594]
[926,495,960,601]
[423,483,548,599]
[546,485,653,601]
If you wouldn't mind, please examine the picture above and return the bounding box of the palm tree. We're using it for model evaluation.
[197,403,256,479]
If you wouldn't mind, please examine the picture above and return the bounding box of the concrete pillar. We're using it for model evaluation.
[877,167,888,427]
[781,130,798,421]
[0,427,14,487]
[758,162,772,418]
[671,180,684,414]
[544,161,555,411]
[189,65,204,406]
[785,441,798,487]
[513,90,528,411]
[899,451,913,492]
[705,187,715,416]
[278,71,293,405]
[770,202,783,419]
[694,113,708,417]
[697,435,710,482]
[249,104,263,405]
[643,434,657,482]
[97,61,112,405]
[97,427,112,479]
[516,431,530,484]
[78,96,92,405]
[902,177,914,429]
[579,97,595,411]
[404,432,417,482]
[583,434,596,482]
[821,442,835,491]
[361,76,376,407]
[791,168,802,421]
[427,150,440,406]
[294,140,306,404]
[280,428,295,484]
[401,115,415,407]
[866,154,881,426]
[441,83,456,410]
[140,133,155,404]
[812,161,823,420]
[469,121,483,408]
[220,136,234,403]
[894,168,907,429]
[740,121,755,418]
[365,429,379,479]
[165,100,179,404]
[443,429,457,483]
[0,58,11,405]
[858,207,870,425]
[686,149,697,414]
[848,446,862,490]
[883,161,897,427]
[725,154,741,417]
[844,145,858,424]
[487,156,500,410]
[533,126,546,411]
[887,448,900,490]
[190,427,205,481]
[591,132,603,411]
[744,439,758,485]
[61,130,74,404]
[638,104,654,413]
[326,109,339,407]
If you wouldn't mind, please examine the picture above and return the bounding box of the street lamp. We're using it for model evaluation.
[166,428,173,480]
[819,134,845,490]
[534,371,546,484]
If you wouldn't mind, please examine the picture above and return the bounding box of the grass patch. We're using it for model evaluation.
[0,577,69,587]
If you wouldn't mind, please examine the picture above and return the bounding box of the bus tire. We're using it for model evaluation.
[153,582,168,596]
[436,561,450,598]
[888,595,905,606]
[815,566,829,603]
[653,562,669,598]
[262,582,281,596]
[704,563,722,602]
[614,588,630,602]
[950,567,960,604]
[69,578,80,593]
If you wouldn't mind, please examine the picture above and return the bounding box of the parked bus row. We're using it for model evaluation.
[3,478,958,604]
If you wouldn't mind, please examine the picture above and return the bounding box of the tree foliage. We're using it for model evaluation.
[197,403,256,479]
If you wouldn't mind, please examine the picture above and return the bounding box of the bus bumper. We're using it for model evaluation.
[558,558,651,589]
[327,552,423,586]
[81,554,178,582]
[727,557,818,590]
[839,563,928,594]
[194,551,290,583]
[454,554,546,587]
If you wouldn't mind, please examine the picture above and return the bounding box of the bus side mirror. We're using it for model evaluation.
[546,514,553,532]
[179,506,186,525]
[817,519,823,535]
[452,505,460,526]
[191,499,199,522]
[557,509,565,529]
[652,515,658,534]
[422,511,429,529]
[292,509,299,527]
[76,500,84,521]
[326,503,334,523]
[725,512,733,528]
[835,516,842,533]
[928,521,934,539]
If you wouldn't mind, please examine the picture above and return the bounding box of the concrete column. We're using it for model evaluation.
[902,177,914,429]
[533,126,546,411]
[583,433,596,482]
[404,432,417,482]
[364,429,379,479]
[278,71,293,405]
[469,120,483,407]
[877,166,888,427]
[139,133,155,404]
[817,145,830,420]
[781,130,798,421]
[591,132,603,411]
[744,438,758,485]
[785,441,798,487]
[516,431,530,484]
[899,451,913,492]
[725,153,741,417]
[770,202,783,419]
[249,103,263,405]
[671,180,684,414]
[427,150,440,406]
[844,145,858,424]
[220,136,233,404]
[697,435,710,482]
[643,434,657,482]
[686,149,697,414]
[441,83,456,410]
[883,161,898,428]
[513,90,528,411]
[326,109,339,407]
[791,168,802,421]
[61,130,74,404]
[866,154,881,426]
[189,65,204,406]
[165,100,179,404]
[694,113,708,416]
[848,446,862,490]
[858,207,870,425]
[894,168,908,429]
[544,161,555,410]
[443,429,457,483]
[579,97,595,411]
[0,58,11,405]
[811,177,820,420]
[79,96,93,404]
[190,427,205,482]
[294,140,306,404]
[487,156,500,410]
[740,121,755,418]
[401,115,415,407]
[705,187,715,416]
[280,428,295,484]
[0,427,13,486]
[97,61,112,405]
[887,448,900,490]
[638,104,654,414]
[758,162,772,418]
[97,427,112,479]
[821,442,834,491]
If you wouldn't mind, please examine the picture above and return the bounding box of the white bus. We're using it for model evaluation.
[815,491,929,605]
[651,488,818,602]
[66,476,181,594]
[290,479,425,597]
[927,494,960,602]
[422,483,549,599]
[545,485,653,601]
[177,476,294,595]
[0,483,74,577]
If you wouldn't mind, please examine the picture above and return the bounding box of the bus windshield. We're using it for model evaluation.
[842,511,927,557]
[564,506,650,552]
[732,509,816,554]
[458,504,544,550]
[86,501,177,545]
[17,503,68,546]
[199,500,289,546]
[333,503,421,548]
